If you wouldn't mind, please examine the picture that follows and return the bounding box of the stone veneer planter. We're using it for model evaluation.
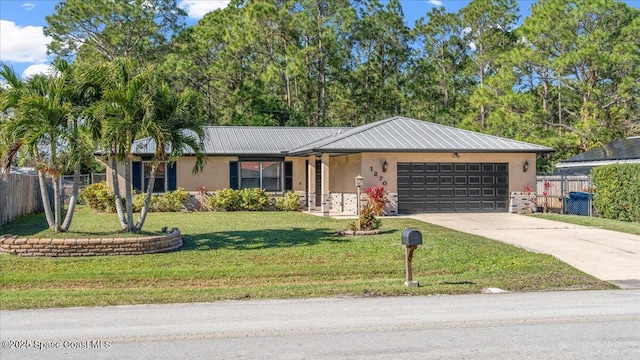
[0,229,182,257]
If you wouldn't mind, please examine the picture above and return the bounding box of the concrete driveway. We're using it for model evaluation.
[407,213,640,289]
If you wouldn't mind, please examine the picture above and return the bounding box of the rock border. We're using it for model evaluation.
[336,229,383,236]
[0,229,182,257]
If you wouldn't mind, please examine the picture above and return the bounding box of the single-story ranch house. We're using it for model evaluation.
[104,116,553,215]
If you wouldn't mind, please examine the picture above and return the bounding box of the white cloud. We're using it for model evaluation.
[22,64,55,79]
[0,20,51,63]
[179,0,230,19]
[21,2,36,11]
[428,0,444,6]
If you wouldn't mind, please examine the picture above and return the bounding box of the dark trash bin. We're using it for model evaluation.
[566,191,593,216]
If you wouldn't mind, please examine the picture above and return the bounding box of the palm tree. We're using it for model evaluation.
[0,61,86,232]
[134,82,205,230]
[87,57,205,232]
[85,58,154,231]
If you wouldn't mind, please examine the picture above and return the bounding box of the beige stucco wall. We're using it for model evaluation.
[102,152,538,197]
[287,157,307,192]
[328,154,362,193]
[177,156,236,191]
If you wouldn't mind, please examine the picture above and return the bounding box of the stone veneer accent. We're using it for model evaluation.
[0,229,182,257]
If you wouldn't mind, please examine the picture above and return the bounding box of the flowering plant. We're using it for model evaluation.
[364,185,386,215]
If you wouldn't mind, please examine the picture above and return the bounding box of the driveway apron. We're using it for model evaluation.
[407,213,640,289]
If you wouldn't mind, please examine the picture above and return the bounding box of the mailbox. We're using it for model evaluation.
[401,229,422,246]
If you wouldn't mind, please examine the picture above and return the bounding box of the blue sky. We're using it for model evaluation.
[1,0,638,79]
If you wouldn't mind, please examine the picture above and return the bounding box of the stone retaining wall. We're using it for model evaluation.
[0,229,182,257]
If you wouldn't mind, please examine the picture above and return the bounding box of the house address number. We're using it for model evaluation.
[370,166,388,186]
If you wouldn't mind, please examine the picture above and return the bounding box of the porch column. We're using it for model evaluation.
[321,152,330,216]
[307,155,316,211]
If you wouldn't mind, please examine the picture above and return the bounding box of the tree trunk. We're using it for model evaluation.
[124,156,135,231]
[37,170,55,228]
[51,174,62,232]
[111,155,128,229]
[61,163,81,231]
[135,162,157,231]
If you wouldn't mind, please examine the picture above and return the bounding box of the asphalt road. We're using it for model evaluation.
[1,290,639,359]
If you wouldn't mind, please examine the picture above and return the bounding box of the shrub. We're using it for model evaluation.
[592,164,640,222]
[239,188,272,211]
[275,191,300,211]
[364,185,386,215]
[206,188,241,211]
[81,182,116,213]
[133,188,190,212]
[350,203,382,231]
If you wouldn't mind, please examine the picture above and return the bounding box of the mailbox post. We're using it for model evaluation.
[401,229,422,287]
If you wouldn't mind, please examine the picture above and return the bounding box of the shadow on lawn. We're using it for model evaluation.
[184,227,346,251]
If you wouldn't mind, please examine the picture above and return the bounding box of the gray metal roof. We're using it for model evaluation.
[132,126,346,155]
[131,117,553,156]
[289,116,554,154]
[555,136,640,169]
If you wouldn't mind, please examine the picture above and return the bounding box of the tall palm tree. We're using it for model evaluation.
[134,82,205,231]
[0,61,86,232]
[87,57,205,232]
[85,58,154,231]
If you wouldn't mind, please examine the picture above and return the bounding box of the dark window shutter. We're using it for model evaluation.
[132,161,142,192]
[285,161,293,191]
[168,163,177,191]
[230,161,239,189]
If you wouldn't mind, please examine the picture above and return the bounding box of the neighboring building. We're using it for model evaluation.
[103,116,553,215]
[555,136,640,176]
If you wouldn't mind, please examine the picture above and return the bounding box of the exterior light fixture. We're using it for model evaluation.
[523,160,529,172]
[452,152,460,158]
[382,160,388,173]
[355,174,364,189]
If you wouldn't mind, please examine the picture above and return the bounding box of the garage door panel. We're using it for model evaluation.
[496,189,508,197]
[440,188,454,197]
[468,176,481,185]
[454,164,467,172]
[426,176,439,185]
[440,176,453,185]
[411,176,425,185]
[398,162,509,214]
[482,188,495,197]
[455,189,467,197]
[425,189,439,197]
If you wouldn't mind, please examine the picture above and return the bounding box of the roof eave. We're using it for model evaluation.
[289,148,554,156]
[556,159,640,168]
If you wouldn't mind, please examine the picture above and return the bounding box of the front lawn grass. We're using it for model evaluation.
[0,209,613,310]
[533,213,640,235]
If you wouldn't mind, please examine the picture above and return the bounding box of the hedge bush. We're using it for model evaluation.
[132,188,189,212]
[81,182,116,213]
[275,191,301,211]
[592,164,640,222]
[206,188,241,211]
[207,189,301,211]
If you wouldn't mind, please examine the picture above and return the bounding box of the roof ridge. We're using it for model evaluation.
[288,117,399,152]
[202,125,351,130]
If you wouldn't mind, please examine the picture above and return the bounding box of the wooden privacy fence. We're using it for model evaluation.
[536,174,593,215]
[0,174,53,226]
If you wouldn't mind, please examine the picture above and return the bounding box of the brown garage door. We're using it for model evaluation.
[397,162,509,213]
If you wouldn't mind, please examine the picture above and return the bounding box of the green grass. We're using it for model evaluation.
[0,209,613,310]
[533,214,640,235]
